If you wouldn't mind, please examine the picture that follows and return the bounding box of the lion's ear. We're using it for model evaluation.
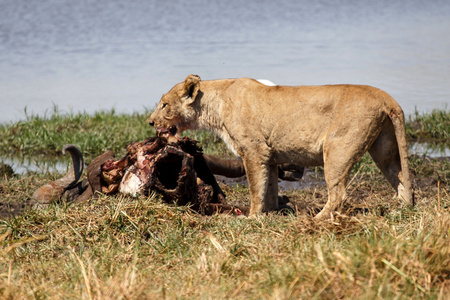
[181,74,201,104]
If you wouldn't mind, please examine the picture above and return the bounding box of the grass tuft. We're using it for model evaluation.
[406,107,450,145]
[0,155,449,298]
[0,107,155,162]
[0,108,449,298]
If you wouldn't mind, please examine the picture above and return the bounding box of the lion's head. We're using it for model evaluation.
[148,74,201,139]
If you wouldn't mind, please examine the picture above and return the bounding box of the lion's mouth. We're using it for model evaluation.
[169,126,178,136]
[156,126,179,140]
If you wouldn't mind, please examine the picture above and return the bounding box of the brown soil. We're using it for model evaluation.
[1,155,448,219]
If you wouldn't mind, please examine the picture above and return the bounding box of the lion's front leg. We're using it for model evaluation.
[266,164,279,211]
[244,159,279,215]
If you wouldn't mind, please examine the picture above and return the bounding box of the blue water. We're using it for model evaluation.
[1,0,449,124]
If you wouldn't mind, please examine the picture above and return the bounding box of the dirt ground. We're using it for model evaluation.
[2,154,447,220]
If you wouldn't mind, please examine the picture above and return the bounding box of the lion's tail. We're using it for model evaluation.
[387,103,414,206]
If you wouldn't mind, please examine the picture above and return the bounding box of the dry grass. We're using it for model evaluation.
[0,110,449,299]
[1,155,449,299]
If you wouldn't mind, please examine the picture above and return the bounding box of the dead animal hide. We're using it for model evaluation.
[32,144,84,204]
[203,154,304,181]
[73,150,116,203]
[56,137,227,208]
[33,137,305,216]
[109,137,219,206]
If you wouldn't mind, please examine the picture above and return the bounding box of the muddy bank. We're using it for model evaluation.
[2,154,447,219]
[215,167,326,191]
[0,137,302,218]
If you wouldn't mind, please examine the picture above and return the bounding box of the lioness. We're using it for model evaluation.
[148,75,413,220]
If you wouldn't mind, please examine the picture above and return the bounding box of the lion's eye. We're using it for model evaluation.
[162,103,167,109]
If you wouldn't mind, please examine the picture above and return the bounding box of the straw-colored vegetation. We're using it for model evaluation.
[0,108,449,299]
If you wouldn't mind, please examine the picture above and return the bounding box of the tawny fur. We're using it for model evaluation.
[148,75,413,220]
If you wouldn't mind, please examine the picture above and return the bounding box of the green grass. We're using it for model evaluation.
[0,108,449,298]
[406,108,450,145]
[0,107,231,163]
[1,107,448,162]
[0,107,153,160]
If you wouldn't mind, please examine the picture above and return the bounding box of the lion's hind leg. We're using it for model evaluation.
[314,177,348,221]
[315,120,378,221]
[314,147,357,221]
[368,121,408,202]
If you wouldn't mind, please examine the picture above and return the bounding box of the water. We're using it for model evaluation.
[0,155,70,175]
[1,0,449,124]
[409,142,450,157]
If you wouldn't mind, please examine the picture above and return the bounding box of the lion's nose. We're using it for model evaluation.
[148,115,155,127]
